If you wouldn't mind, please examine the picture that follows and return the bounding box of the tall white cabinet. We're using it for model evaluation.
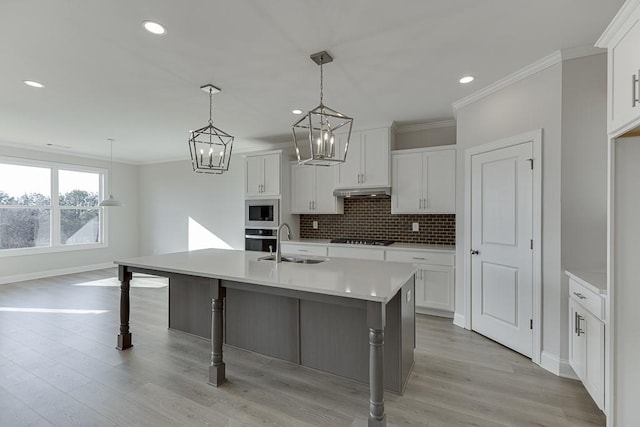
[596,1,640,424]
[391,146,456,214]
[245,152,281,197]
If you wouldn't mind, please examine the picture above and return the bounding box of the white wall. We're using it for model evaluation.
[138,158,245,255]
[455,63,564,365]
[0,144,139,281]
[395,125,456,150]
[560,54,607,361]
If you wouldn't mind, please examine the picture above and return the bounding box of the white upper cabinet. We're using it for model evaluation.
[391,147,456,214]
[597,0,640,135]
[290,163,343,214]
[337,128,390,188]
[245,152,281,197]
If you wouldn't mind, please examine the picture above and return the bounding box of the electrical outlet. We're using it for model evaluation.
[313,221,318,229]
[412,222,419,232]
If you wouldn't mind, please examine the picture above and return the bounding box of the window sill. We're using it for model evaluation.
[0,243,107,258]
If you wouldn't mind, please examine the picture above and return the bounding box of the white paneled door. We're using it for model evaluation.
[470,141,533,357]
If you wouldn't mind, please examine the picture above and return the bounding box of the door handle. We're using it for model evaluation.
[470,250,479,255]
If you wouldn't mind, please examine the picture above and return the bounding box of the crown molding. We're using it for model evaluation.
[0,140,137,165]
[395,119,456,134]
[560,45,606,61]
[452,51,562,113]
[596,0,640,47]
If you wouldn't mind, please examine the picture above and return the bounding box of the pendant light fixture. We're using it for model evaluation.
[188,84,234,174]
[99,138,124,207]
[292,51,353,166]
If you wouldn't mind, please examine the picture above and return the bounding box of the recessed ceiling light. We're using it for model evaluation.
[24,80,44,88]
[292,109,303,115]
[459,75,475,84]
[143,21,166,35]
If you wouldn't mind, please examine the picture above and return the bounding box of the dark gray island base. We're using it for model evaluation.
[116,259,415,427]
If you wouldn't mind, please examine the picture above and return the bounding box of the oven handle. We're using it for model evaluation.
[245,235,277,240]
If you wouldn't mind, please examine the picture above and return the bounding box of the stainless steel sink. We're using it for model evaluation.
[258,255,326,264]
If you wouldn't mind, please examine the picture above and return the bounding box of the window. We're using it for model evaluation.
[0,158,106,255]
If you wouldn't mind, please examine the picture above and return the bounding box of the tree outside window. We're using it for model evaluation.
[0,160,105,252]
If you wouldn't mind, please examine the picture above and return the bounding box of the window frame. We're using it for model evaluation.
[0,156,108,257]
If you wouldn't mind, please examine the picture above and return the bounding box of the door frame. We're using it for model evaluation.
[463,129,542,365]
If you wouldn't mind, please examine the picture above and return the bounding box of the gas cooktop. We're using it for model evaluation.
[330,238,395,246]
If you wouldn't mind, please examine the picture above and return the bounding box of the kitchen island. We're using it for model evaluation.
[115,248,416,427]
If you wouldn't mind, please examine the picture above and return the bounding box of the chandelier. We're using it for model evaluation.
[188,84,234,174]
[292,51,353,166]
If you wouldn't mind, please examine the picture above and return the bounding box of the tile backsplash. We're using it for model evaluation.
[299,197,455,245]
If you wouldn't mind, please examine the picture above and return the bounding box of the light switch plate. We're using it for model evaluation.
[313,221,318,229]
[412,222,419,232]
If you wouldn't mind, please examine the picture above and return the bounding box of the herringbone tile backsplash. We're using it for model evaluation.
[299,197,455,245]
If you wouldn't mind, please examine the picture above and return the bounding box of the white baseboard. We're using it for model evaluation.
[540,351,578,379]
[0,262,115,285]
[415,307,454,318]
[453,313,467,329]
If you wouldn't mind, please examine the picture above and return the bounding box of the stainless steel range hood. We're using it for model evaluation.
[333,187,391,198]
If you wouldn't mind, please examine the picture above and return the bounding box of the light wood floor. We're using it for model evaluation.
[0,269,605,426]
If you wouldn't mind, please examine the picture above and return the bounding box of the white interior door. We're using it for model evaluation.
[471,141,533,357]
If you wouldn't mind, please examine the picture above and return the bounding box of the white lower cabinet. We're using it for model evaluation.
[281,243,328,257]
[568,276,605,411]
[384,249,455,315]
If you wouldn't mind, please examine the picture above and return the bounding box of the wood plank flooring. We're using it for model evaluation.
[0,268,605,426]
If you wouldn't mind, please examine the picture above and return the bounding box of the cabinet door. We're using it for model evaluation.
[361,128,390,186]
[424,149,456,213]
[245,156,264,196]
[391,152,423,213]
[261,153,281,196]
[290,164,314,213]
[415,264,454,312]
[583,308,605,410]
[609,6,640,134]
[337,131,362,187]
[314,165,340,213]
[569,300,586,380]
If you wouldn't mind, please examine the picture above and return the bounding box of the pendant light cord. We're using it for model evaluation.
[108,138,114,194]
[209,88,213,125]
[319,55,324,105]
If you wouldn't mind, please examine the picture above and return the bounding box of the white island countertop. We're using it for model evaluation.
[116,249,417,304]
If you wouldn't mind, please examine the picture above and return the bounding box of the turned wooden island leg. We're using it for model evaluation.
[117,265,133,350]
[209,280,226,386]
[367,301,386,427]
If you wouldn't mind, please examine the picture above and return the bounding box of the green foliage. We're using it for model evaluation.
[0,190,99,249]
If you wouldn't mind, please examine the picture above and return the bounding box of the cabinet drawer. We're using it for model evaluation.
[281,243,327,257]
[385,250,455,266]
[328,246,385,261]
[569,278,605,321]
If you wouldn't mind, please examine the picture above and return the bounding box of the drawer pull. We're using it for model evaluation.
[412,257,427,260]
[297,249,309,252]
[573,292,587,300]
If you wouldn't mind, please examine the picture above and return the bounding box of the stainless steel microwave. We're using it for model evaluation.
[245,199,279,228]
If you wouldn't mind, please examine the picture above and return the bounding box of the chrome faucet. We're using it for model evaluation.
[276,222,292,263]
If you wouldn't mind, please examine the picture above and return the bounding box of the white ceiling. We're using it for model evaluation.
[0,0,624,163]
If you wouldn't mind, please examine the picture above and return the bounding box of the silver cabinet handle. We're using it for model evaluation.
[633,71,639,108]
[573,292,587,300]
[574,311,578,335]
[576,314,584,336]
[297,249,309,252]
[412,257,427,260]
[470,250,479,255]
[308,201,311,210]
[312,201,315,210]
[424,198,428,209]
[418,199,422,209]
